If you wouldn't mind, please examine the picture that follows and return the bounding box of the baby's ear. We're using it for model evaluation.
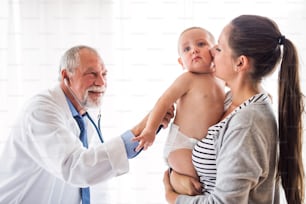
[178,57,184,69]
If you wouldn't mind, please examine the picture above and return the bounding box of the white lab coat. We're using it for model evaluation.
[0,85,130,204]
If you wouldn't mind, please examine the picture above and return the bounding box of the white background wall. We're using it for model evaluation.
[0,0,305,203]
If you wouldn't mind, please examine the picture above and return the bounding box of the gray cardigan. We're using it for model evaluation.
[176,93,280,204]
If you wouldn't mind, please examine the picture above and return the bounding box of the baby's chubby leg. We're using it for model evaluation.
[167,149,198,179]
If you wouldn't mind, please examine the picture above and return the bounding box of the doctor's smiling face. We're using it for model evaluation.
[66,47,108,109]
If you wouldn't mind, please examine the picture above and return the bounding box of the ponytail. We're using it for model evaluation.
[278,38,305,203]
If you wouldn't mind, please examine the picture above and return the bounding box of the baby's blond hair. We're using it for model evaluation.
[178,27,215,53]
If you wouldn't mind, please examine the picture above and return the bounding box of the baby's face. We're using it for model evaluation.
[178,28,214,73]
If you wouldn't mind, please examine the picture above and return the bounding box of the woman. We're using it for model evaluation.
[163,15,305,204]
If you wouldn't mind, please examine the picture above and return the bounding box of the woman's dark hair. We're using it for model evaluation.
[229,15,305,203]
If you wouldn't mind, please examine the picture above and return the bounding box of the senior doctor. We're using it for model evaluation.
[0,45,174,204]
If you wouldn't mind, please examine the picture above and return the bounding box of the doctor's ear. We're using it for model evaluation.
[61,69,70,83]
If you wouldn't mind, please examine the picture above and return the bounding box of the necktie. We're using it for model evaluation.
[74,114,90,204]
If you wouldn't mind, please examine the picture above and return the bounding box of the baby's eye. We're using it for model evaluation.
[198,42,207,47]
[183,46,190,52]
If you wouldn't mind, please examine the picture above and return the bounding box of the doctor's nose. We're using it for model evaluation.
[95,73,107,87]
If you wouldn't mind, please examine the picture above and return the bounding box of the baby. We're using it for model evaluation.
[134,27,225,179]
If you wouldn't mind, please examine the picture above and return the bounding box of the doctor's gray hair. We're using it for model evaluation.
[58,45,100,81]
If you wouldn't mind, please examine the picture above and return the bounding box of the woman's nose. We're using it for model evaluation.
[210,46,216,57]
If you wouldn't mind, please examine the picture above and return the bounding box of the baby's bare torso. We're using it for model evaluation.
[174,73,225,140]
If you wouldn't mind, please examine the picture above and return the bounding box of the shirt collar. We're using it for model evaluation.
[66,96,80,117]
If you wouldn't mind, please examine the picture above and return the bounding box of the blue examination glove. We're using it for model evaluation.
[121,125,163,159]
[121,130,141,159]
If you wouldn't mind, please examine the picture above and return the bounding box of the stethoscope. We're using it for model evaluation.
[85,112,104,143]
[62,78,104,143]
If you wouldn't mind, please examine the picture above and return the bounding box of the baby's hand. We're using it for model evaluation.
[133,129,156,152]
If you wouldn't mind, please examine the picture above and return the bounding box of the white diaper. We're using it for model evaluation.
[163,123,198,162]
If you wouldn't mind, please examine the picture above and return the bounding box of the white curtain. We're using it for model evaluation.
[0,0,305,203]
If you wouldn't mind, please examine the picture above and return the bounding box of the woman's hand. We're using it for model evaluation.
[163,169,202,204]
[170,170,202,195]
[163,170,179,204]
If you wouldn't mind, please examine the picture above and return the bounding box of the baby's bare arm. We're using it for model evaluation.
[134,128,156,151]
[132,105,175,151]
[133,74,191,151]
[145,73,192,132]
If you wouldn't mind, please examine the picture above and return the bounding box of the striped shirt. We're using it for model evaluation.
[192,92,270,195]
